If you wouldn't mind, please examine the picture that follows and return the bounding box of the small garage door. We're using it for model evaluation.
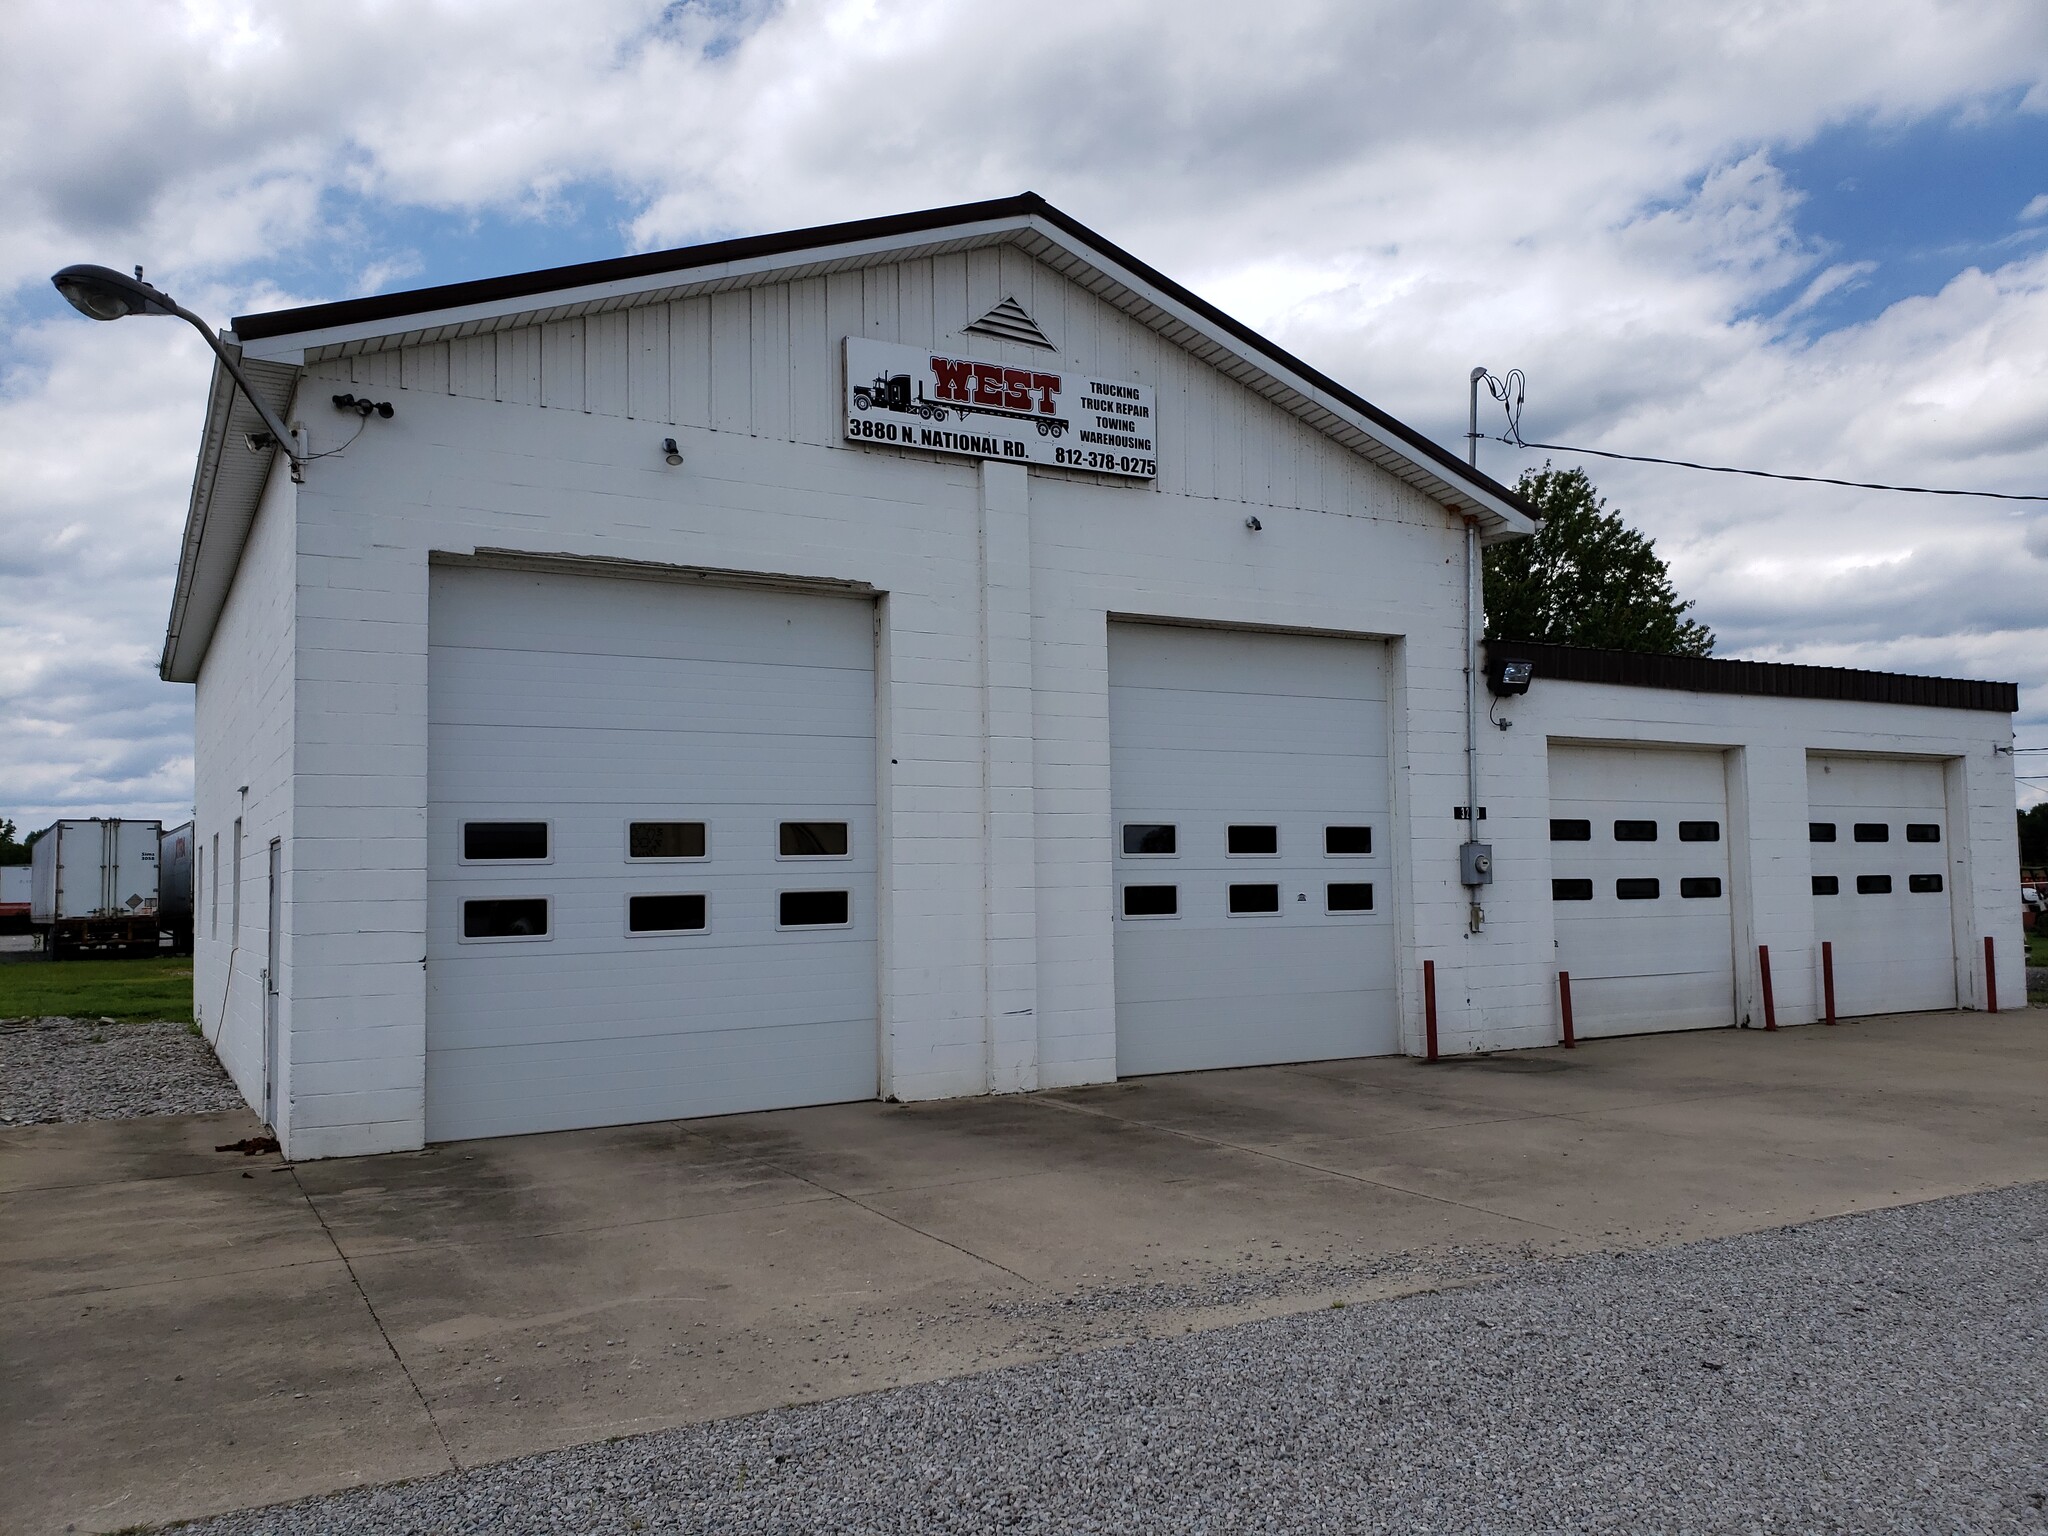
[1807,754,1956,1016]
[1549,745,1736,1036]
[1109,623,1396,1076]
[426,565,877,1142]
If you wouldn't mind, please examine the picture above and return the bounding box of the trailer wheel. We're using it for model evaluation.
[854,395,870,410]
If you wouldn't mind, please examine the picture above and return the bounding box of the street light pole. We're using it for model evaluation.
[50,264,303,482]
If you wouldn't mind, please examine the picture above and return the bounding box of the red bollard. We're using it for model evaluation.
[1821,940,1836,1025]
[1985,936,1998,1014]
[1423,959,1439,1062]
[1759,944,1777,1031]
[1558,971,1576,1049]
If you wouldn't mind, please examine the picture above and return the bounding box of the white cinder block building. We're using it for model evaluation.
[162,195,2025,1159]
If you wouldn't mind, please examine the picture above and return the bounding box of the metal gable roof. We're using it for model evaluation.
[166,194,1538,680]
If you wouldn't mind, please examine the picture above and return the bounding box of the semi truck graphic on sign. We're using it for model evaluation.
[851,358,1070,436]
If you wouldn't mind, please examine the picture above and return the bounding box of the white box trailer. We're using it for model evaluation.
[0,864,29,932]
[30,818,163,956]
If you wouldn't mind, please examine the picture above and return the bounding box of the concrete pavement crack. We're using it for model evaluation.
[289,1164,461,1473]
[759,1161,1045,1291]
[1026,1092,1583,1240]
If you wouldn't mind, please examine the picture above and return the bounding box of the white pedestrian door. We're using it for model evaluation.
[1807,755,1956,1017]
[1109,624,1396,1076]
[1548,745,1736,1036]
[427,566,878,1142]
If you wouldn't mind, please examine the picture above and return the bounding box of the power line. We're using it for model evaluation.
[1480,433,2048,502]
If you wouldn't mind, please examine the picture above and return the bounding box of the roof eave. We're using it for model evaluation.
[172,197,1540,681]
[230,195,1536,536]
[161,345,300,684]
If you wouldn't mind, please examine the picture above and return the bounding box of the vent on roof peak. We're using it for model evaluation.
[964,296,1055,351]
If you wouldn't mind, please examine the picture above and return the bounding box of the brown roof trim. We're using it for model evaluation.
[232,193,1046,341]
[229,191,1534,519]
[1490,639,2017,714]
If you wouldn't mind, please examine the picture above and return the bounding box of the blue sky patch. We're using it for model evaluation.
[1766,96,2048,332]
[255,179,657,306]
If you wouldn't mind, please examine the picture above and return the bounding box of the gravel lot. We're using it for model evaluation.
[0,1016,245,1124]
[177,1181,2048,1536]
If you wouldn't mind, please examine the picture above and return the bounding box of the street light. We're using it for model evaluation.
[50,263,304,480]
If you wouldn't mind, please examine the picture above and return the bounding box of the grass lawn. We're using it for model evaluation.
[2029,928,2048,969]
[0,955,194,1023]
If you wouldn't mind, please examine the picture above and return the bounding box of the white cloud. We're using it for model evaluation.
[2021,192,2048,222]
[4,0,2048,825]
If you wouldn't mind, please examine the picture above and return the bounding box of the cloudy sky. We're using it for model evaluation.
[4,0,2046,831]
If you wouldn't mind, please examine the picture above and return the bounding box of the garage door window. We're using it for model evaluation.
[1616,877,1661,899]
[1906,824,1941,843]
[1552,879,1594,901]
[1810,822,1837,842]
[1679,877,1723,898]
[1908,874,1944,893]
[1614,820,1658,841]
[778,890,850,927]
[1813,875,1840,895]
[1853,823,1889,843]
[1856,874,1893,894]
[779,822,850,858]
[1121,884,1178,918]
[1122,824,1177,856]
[462,897,550,941]
[1227,883,1280,915]
[1227,825,1279,856]
[627,894,708,934]
[462,821,550,863]
[628,821,707,860]
[1326,882,1374,912]
[1549,819,1592,841]
[1679,821,1720,842]
[1323,826,1373,855]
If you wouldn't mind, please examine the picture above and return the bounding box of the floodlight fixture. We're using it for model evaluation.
[51,263,304,481]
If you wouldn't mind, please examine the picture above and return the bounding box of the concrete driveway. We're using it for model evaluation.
[5,1009,2045,1534]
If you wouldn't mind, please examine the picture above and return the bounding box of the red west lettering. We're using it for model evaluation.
[971,362,1005,404]
[1001,367,1033,411]
[929,356,974,403]
[1028,372,1061,413]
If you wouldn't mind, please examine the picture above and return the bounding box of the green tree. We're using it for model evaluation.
[0,818,33,866]
[2020,802,2048,867]
[1485,465,1715,656]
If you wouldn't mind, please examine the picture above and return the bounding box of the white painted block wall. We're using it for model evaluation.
[190,244,2024,1158]
[191,450,296,1118]
[234,249,1485,1155]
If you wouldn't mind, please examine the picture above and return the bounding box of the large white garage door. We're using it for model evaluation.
[426,566,877,1142]
[1109,624,1396,1076]
[1549,745,1736,1037]
[1807,754,1956,1017]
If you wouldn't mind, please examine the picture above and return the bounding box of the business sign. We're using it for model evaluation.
[843,337,1157,479]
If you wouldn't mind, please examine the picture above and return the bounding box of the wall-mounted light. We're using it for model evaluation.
[663,438,684,467]
[51,263,305,482]
[1244,515,1262,532]
[333,393,394,419]
[1486,655,1534,697]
